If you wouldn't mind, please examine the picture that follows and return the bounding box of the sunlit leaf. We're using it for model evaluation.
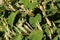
[35,14,42,22]
[7,11,17,26]
[29,30,43,40]
[53,35,58,40]
[29,14,42,28]
[12,34,23,40]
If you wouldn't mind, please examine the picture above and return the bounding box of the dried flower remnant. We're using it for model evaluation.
[0,0,4,5]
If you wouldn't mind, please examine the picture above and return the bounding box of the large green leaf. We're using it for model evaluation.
[29,14,42,28]
[29,30,43,40]
[7,11,17,26]
[12,34,23,40]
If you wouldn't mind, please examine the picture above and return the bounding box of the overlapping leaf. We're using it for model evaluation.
[29,30,43,40]
[7,11,18,26]
[29,14,42,28]
[20,0,38,10]
[12,34,23,40]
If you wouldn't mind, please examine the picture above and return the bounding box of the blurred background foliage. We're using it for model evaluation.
[0,0,60,40]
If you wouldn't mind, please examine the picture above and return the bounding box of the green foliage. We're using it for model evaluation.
[53,35,58,40]
[20,0,38,10]
[12,33,23,40]
[7,11,18,26]
[29,30,43,40]
[29,14,41,28]
[43,24,50,37]
[54,20,60,23]
[0,0,60,40]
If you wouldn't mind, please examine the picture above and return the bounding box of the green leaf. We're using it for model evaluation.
[24,0,29,8]
[12,34,23,40]
[20,0,38,10]
[0,6,5,12]
[29,0,38,10]
[29,17,36,27]
[57,3,60,8]
[57,29,60,34]
[7,11,17,26]
[29,30,43,40]
[54,20,60,23]
[46,0,51,3]
[35,14,42,22]
[53,35,58,40]
[29,14,42,28]
[43,24,50,37]
[25,36,29,40]
[20,0,29,8]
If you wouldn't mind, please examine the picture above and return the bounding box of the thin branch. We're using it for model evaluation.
[38,0,53,40]
[26,22,34,30]
[24,24,32,32]
[16,19,28,34]
[38,1,52,27]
